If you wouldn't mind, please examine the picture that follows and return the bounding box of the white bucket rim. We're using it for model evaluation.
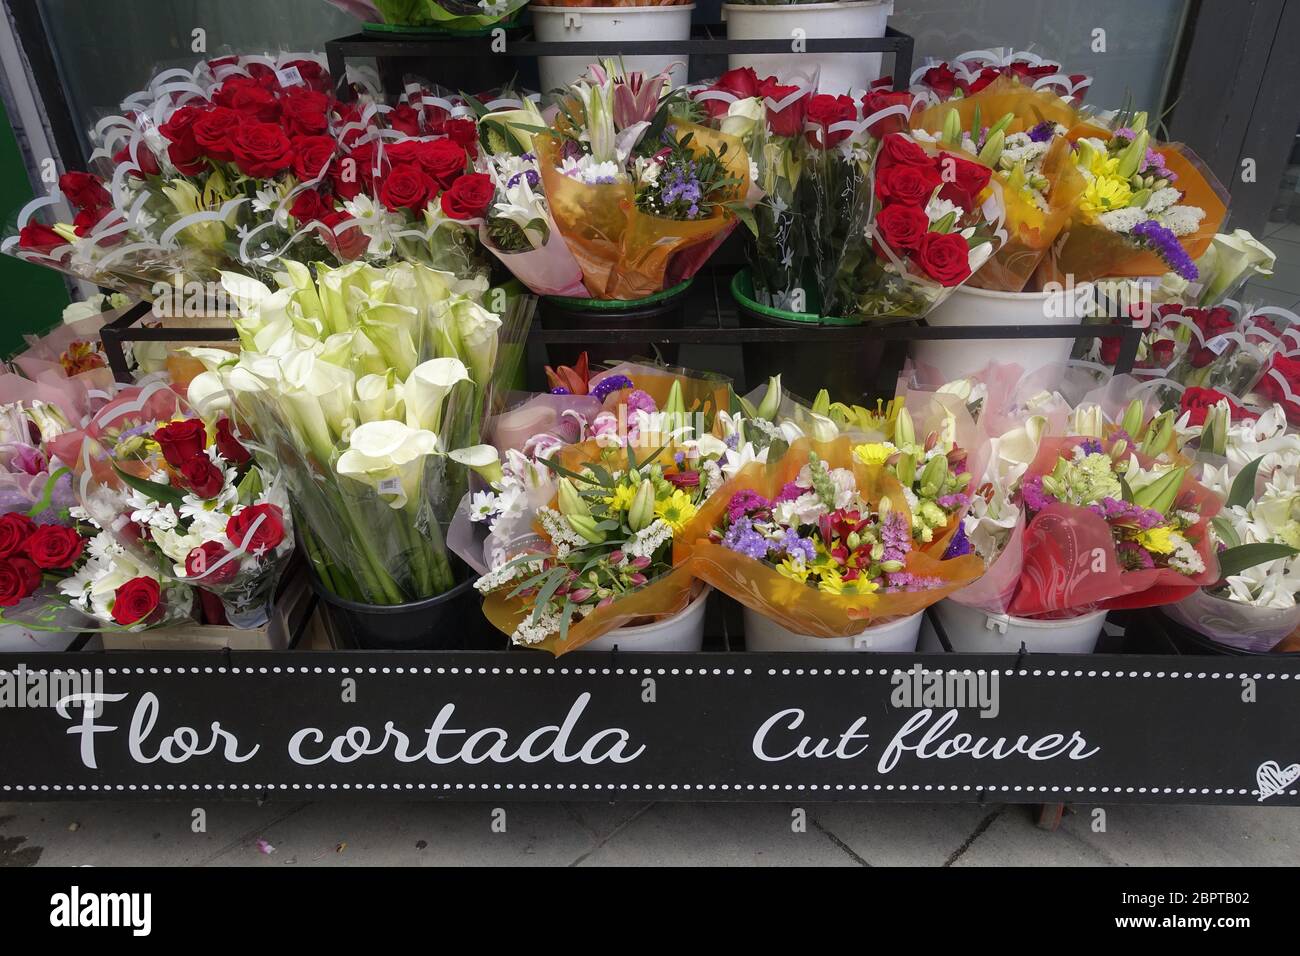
[722,0,889,11]
[964,607,1108,630]
[745,606,921,639]
[533,3,696,12]
[954,282,1095,303]
[611,584,711,636]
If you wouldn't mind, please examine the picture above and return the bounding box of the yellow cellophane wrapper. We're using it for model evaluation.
[536,120,750,300]
[480,439,701,656]
[912,80,1085,293]
[674,437,985,638]
[1038,123,1229,285]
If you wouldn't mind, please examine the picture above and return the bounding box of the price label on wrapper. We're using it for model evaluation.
[276,66,304,88]
[378,478,402,496]
[1206,335,1232,355]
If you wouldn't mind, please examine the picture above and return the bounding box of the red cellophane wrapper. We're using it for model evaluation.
[675,437,985,638]
[911,78,1086,293]
[478,439,699,655]
[1004,436,1221,618]
[535,119,750,299]
[1042,124,1229,284]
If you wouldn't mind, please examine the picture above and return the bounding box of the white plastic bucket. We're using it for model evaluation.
[532,5,695,94]
[918,600,1107,654]
[577,585,710,652]
[744,607,921,652]
[910,282,1093,382]
[0,622,79,653]
[723,1,893,94]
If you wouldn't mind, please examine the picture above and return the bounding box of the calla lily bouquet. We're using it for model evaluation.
[185,258,530,605]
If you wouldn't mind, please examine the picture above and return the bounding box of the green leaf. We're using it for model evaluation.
[1211,515,1241,550]
[236,464,262,505]
[113,463,186,509]
[1227,456,1264,510]
[726,201,759,238]
[558,595,574,646]
[1216,543,1300,581]
[26,467,70,518]
[530,567,568,625]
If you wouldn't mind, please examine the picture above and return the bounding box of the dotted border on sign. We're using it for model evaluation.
[1,666,1294,681]
[0,782,1295,797]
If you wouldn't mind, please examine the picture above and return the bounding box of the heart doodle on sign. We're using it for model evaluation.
[1255,761,1300,802]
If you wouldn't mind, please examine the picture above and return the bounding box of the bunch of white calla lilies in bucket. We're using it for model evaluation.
[184,258,529,606]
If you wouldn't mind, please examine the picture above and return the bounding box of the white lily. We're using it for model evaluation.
[405,358,471,434]
[1195,229,1276,306]
[336,420,442,510]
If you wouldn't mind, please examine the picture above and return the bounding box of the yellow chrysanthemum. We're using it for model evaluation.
[817,570,846,594]
[604,483,637,512]
[1081,174,1132,217]
[776,558,811,583]
[1137,526,1176,555]
[653,490,697,532]
[853,442,898,467]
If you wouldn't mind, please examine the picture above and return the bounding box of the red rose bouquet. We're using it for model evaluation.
[909,50,1091,109]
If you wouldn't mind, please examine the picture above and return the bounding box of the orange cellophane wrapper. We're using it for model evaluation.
[536,120,750,299]
[1041,126,1229,284]
[479,440,700,656]
[674,437,985,638]
[1005,436,1221,617]
[912,80,1086,293]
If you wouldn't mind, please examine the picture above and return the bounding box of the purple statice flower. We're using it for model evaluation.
[942,521,973,559]
[1078,438,1104,455]
[624,388,657,416]
[1019,475,1055,513]
[550,386,571,396]
[775,481,805,503]
[936,492,970,511]
[591,374,634,402]
[1132,219,1199,281]
[674,451,686,466]
[727,489,771,521]
[885,572,944,590]
[1088,497,1165,530]
[881,509,911,562]
[1028,120,1056,143]
[770,528,816,564]
[1114,127,1136,140]
[724,433,739,451]
[1117,540,1156,570]
[722,516,769,560]
[1145,149,1176,182]
[506,169,541,189]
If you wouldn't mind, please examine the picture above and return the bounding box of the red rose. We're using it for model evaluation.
[876,133,935,172]
[154,419,208,468]
[966,67,1003,95]
[216,417,253,465]
[1145,338,1176,369]
[1178,387,1257,427]
[332,143,379,200]
[180,455,225,499]
[444,118,478,157]
[413,138,467,189]
[159,104,202,151]
[73,206,124,242]
[319,212,369,259]
[759,77,806,138]
[0,556,41,607]
[439,172,493,220]
[717,67,761,99]
[280,88,331,137]
[388,104,423,137]
[1255,354,1300,423]
[0,513,36,558]
[22,524,85,570]
[226,503,286,554]
[291,134,336,182]
[111,576,162,626]
[915,231,972,286]
[875,202,931,254]
[59,171,109,211]
[192,107,244,162]
[1186,306,1237,368]
[860,90,914,140]
[379,165,437,213]
[1009,60,1061,83]
[230,122,294,179]
[805,94,858,149]
[214,76,280,122]
[283,59,331,93]
[921,64,961,98]
[289,188,330,225]
[18,223,66,254]
[184,540,238,584]
[938,153,993,208]
[114,143,161,178]
[875,162,941,206]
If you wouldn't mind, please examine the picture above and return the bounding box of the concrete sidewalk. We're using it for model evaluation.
[3,800,1297,866]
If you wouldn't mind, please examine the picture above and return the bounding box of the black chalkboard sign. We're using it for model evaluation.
[1,651,1296,806]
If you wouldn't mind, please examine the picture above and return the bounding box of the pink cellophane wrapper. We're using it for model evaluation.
[949,512,1027,614]
[12,316,116,395]
[1005,437,1221,617]
[1162,590,1300,654]
[0,372,93,429]
[479,219,591,298]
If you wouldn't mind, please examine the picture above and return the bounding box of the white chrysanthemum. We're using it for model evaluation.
[468,490,499,523]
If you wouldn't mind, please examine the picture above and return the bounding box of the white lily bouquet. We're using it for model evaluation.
[1164,401,1300,651]
[185,258,532,604]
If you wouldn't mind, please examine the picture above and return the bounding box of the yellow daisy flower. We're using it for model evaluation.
[653,489,698,532]
[1137,526,1176,555]
[604,483,637,513]
[776,558,811,583]
[853,442,898,467]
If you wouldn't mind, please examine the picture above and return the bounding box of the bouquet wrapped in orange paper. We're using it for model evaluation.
[911,78,1087,292]
[526,61,753,300]
[1043,117,1228,285]
[675,436,984,638]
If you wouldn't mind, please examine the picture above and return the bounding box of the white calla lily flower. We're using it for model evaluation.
[405,358,471,434]
[337,420,442,510]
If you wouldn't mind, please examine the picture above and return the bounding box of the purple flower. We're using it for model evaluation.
[771,528,816,564]
[1117,540,1156,570]
[1020,475,1055,513]
[624,389,658,416]
[881,509,912,562]
[942,522,972,559]
[775,481,805,503]
[1028,120,1056,143]
[722,516,769,560]
[885,572,943,591]
[591,374,634,402]
[1132,219,1199,281]
[1078,438,1103,455]
[727,489,771,521]
[550,386,571,396]
[936,492,970,511]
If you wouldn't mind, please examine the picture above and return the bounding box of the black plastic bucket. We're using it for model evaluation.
[308,562,503,650]
[731,270,905,404]
[538,279,692,369]
[1153,609,1297,657]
